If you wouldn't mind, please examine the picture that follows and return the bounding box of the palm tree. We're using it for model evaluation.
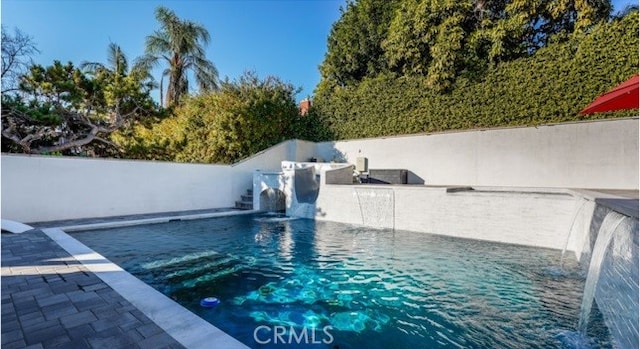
[81,42,129,76]
[137,6,218,107]
[81,42,157,95]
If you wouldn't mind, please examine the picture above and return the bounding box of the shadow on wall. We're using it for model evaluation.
[320,145,426,185]
[316,146,348,163]
[408,171,425,185]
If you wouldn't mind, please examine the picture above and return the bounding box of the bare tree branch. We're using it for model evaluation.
[1,26,39,94]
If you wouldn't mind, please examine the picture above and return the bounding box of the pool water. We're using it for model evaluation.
[72,214,611,348]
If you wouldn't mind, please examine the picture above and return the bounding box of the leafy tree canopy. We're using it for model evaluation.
[2,46,158,155]
[319,0,400,86]
[113,72,322,164]
[313,10,638,140]
[319,0,613,92]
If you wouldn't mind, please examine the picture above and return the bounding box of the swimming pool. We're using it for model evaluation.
[72,213,611,348]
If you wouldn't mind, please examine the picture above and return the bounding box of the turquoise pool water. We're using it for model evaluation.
[72,214,611,348]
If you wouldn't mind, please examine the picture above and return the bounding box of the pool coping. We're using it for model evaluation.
[42,210,258,349]
[55,209,260,232]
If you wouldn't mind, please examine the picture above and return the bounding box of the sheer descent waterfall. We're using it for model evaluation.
[577,209,638,348]
[354,187,395,230]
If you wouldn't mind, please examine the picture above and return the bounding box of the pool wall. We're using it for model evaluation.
[309,185,579,250]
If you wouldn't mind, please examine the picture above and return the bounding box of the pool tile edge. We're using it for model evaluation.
[58,209,260,232]
[41,228,250,349]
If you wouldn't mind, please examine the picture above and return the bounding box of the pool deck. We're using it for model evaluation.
[1,229,185,349]
[2,209,253,349]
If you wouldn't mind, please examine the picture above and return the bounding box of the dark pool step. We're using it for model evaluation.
[164,256,238,283]
[235,201,253,210]
[235,188,253,210]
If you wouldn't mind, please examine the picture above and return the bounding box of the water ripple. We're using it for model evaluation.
[72,214,613,349]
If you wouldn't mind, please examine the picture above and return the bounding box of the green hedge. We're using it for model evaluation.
[313,12,639,140]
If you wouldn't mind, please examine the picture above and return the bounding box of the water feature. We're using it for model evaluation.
[260,188,286,212]
[354,187,395,229]
[294,166,319,204]
[561,198,589,266]
[577,211,627,334]
[71,213,614,348]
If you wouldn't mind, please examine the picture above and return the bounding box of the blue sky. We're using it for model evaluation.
[1,0,345,101]
[1,0,636,102]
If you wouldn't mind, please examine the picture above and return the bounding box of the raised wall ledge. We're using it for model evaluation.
[569,189,639,219]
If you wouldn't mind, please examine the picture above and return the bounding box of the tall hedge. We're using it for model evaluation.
[313,12,638,140]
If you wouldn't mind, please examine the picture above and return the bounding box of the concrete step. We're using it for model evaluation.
[241,194,253,202]
[247,189,253,196]
[235,201,253,210]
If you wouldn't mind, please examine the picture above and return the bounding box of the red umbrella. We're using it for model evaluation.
[579,74,639,114]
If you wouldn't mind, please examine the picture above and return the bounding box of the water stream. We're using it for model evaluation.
[577,211,628,334]
[354,187,395,229]
[560,198,589,266]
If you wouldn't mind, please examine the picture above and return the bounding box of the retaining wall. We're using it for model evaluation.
[1,140,313,223]
[2,118,637,223]
[316,118,639,190]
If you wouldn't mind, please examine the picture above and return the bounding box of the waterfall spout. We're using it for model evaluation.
[577,211,627,334]
[561,198,589,266]
[354,187,395,229]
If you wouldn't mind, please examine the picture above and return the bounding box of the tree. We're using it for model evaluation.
[319,0,612,92]
[319,0,399,86]
[1,26,39,94]
[382,0,470,91]
[137,6,218,107]
[472,0,612,63]
[81,42,157,115]
[114,72,310,164]
[311,11,638,140]
[1,58,156,155]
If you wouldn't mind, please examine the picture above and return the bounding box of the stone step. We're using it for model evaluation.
[235,201,253,210]
[247,189,253,196]
[241,194,253,202]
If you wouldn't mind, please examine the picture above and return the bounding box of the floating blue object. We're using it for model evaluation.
[200,297,220,308]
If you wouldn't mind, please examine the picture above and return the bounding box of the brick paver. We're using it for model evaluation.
[1,230,185,349]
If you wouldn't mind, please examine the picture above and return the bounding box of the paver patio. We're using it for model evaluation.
[1,229,185,349]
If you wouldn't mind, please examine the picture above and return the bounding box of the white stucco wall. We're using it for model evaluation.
[311,185,579,250]
[316,118,639,190]
[293,140,319,163]
[230,141,293,204]
[1,155,234,222]
[230,140,320,202]
[2,119,637,222]
[2,140,312,223]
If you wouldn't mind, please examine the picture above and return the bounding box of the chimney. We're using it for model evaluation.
[299,99,311,116]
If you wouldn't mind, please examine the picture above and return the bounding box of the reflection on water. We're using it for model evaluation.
[73,214,612,349]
